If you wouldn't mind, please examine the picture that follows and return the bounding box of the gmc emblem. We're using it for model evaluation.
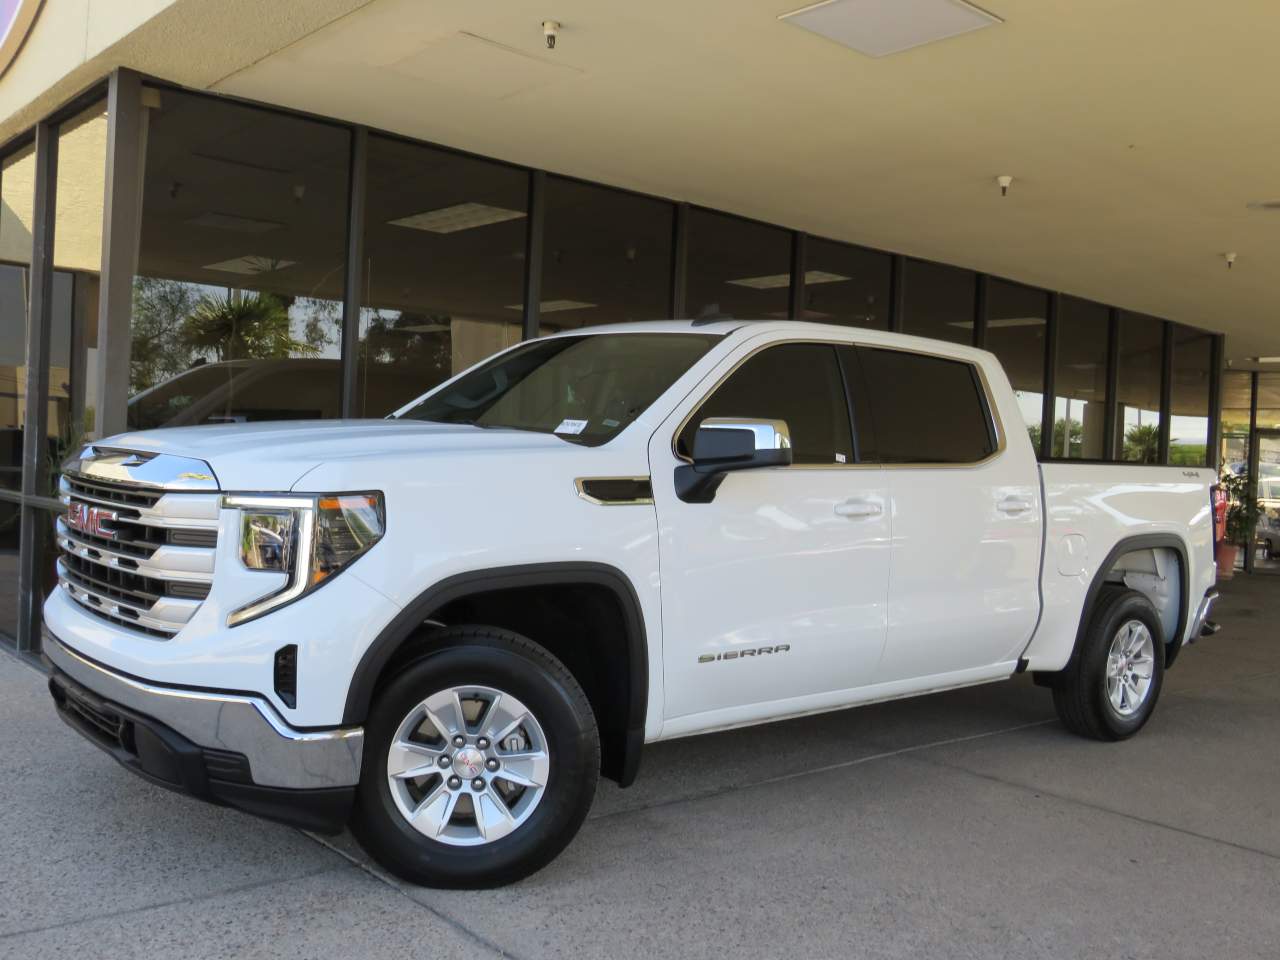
[65,501,117,539]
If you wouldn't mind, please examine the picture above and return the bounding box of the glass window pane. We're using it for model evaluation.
[540,177,672,333]
[1220,370,1250,478]
[685,209,790,321]
[900,259,975,345]
[984,280,1047,446]
[0,498,16,640]
[1116,312,1164,463]
[1169,325,1212,466]
[358,135,526,417]
[403,332,719,446]
[1,144,33,497]
[857,348,994,463]
[53,100,107,489]
[129,89,349,430]
[1252,373,1280,431]
[802,237,890,328]
[681,343,853,465]
[1052,297,1110,459]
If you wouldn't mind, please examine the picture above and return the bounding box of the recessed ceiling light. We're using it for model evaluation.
[186,212,284,233]
[1253,357,1280,363]
[727,270,851,290]
[504,299,597,313]
[391,202,526,234]
[949,316,1046,330]
[203,255,296,275]
[779,0,1002,58]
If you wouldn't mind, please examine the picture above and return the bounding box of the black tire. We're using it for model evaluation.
[1051,585,1165,741]
[350,625,599,888]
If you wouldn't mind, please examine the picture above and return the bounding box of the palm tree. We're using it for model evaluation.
[1124,423,1160,463]
[182,291,320,361]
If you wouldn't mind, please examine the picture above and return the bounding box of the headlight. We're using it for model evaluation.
[224,492,385,626]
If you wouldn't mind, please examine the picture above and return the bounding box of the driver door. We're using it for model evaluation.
[649,338,891,733]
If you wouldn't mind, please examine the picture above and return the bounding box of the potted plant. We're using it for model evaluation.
[1218,471,1259,578]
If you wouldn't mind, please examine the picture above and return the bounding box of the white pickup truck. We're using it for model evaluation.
[43,319,1219,888]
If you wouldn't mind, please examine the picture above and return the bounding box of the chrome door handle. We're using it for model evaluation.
[997,496,1034,515]
[835,499,883,519]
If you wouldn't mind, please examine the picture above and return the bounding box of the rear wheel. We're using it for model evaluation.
[351,626,599,888]
[1051,586,1165,741]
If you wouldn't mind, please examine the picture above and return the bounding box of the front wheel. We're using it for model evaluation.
[350,626,599,888]
[1051,586,1165,741]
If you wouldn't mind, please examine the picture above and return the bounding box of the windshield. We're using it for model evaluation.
[397,332,722,444]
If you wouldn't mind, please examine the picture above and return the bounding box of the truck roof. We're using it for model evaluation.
[541,317,997,366]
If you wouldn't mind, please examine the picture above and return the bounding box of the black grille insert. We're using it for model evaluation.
[67,475,163,509]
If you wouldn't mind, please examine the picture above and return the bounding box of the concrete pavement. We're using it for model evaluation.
[2,575,1277,959]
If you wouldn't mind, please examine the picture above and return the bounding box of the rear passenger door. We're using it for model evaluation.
[853,346,1042,682]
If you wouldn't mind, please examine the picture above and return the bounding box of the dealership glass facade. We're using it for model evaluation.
[0,72,1229,650]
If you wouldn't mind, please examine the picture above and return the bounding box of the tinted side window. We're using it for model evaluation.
[681,343,854,465]
[856,347,995,463]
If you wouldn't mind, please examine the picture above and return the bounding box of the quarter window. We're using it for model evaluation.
[681,343,854,465]
[856,348,995,463]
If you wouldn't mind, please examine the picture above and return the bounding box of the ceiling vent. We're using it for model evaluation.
[779,0,1002,58]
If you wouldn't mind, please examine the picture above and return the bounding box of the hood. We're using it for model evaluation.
[96,419,573,491]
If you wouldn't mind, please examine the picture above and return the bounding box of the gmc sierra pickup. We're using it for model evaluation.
[43,320,1219,888]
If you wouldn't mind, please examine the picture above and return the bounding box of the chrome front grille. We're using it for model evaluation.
[57,456,220,639]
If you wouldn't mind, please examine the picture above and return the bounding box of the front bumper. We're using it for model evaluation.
[44,633,364,833]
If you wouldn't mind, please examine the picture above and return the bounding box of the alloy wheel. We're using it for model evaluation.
[386,685,550,846]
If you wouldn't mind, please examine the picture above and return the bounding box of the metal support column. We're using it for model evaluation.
[888,255,905,332]
[1206,334,1225,471]
[92,69,146,439]
[1040,292,1060,460]
[339,126,367,418]
[788,231,807,320]
[1245,371,1259,574]
[521,170,545,340]
[16,121,58,653]
[1102,308,1120,459]
[1158,321,1173,463]
[669,202,688,319]
[972,274,988,349]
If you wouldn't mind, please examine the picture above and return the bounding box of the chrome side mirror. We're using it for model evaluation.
[675,417,793,503]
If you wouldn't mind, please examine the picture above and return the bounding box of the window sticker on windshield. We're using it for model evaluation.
[602,418,621,428]
[835,453,847,464]
[555,419,589,435]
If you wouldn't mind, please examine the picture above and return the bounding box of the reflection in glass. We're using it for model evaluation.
[52,101,107,489]
[1052,297,1109,459]
[129,89,349,429]
[1,145,33,496]
[802,238,890,328]
[901,259,975,345]
[540,177,672,333]
[358,135,527,416]
[685,209,790,321]
[1169,325,1212,466]
[402,332,719,447]
[1219,370,1250,478]
[1116,312,1164,463]
[984,279,1047,444]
